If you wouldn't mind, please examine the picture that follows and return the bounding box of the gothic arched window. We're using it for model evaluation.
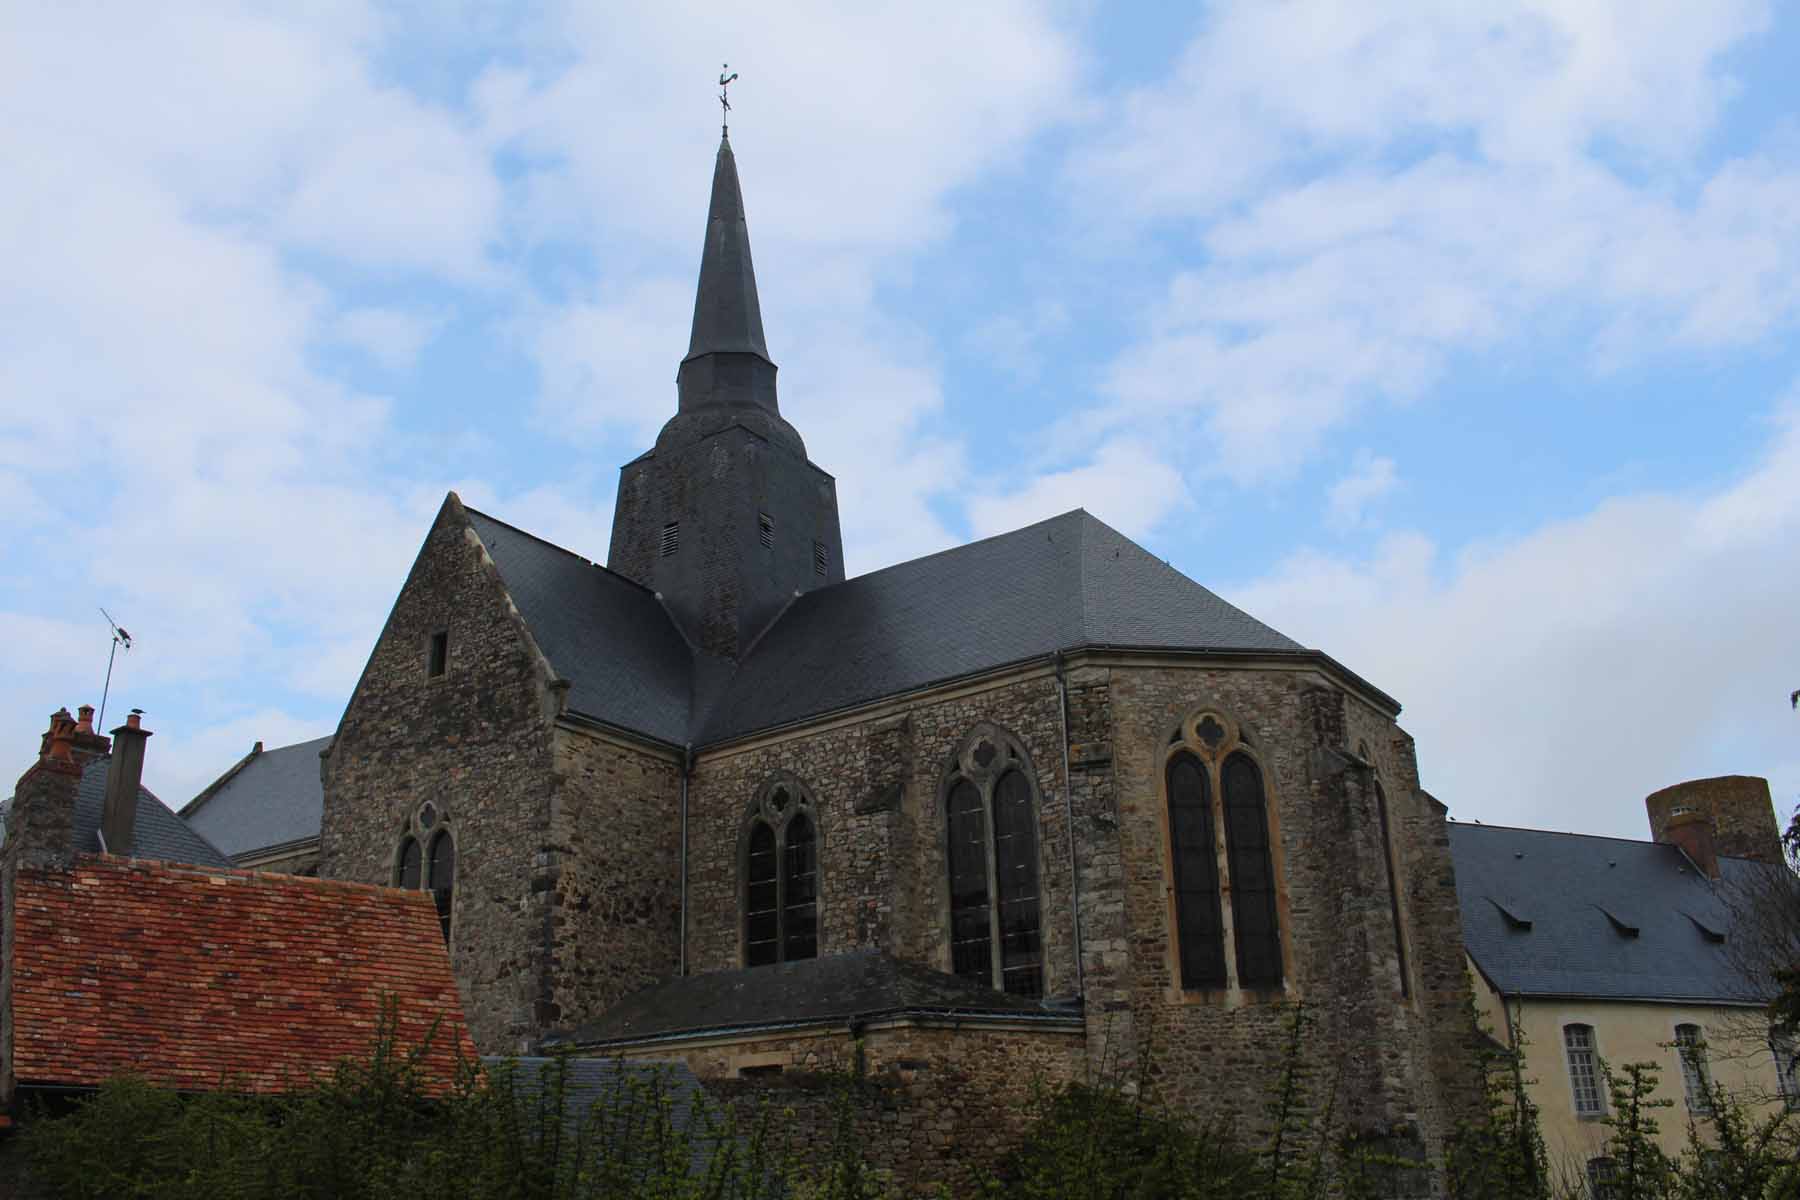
[393,801,454,944]
[943,726,1043,997]
[1164,710,1285,992]
[1359,739,1412,1000]
[742,778,819,967]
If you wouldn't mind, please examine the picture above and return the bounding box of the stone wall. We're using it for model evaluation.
[544,726,683,1032]
[612,1020,1084,1195]
[320,495,563,1053]
[1099,659,1478,1177]
[682,671,1079,996]
[1645,775,1784,864]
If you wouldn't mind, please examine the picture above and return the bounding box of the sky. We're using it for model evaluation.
[3,1,1798,840]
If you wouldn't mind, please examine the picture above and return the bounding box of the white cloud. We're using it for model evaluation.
[967,439,1190,542]
[1327,453,1398,529]
[333,307,445,371]
[1060,2,1800,485]
[1229,397,1800,838]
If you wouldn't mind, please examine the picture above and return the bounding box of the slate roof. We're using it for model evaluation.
[1449,822,1775,1005]
[551,950,1079,1048]
[465,503,1320,749]
[2,756,233,869]
[465,508,695,744]
[9,856,477,1093]
[181,735,331,858]
[699,510,1306,741]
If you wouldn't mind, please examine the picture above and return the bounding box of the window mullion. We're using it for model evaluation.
[1209,761,1238,991]
[983,784,1003,990]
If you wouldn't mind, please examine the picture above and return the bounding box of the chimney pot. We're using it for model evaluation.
[75,705,95,735]
[101,716,152,857]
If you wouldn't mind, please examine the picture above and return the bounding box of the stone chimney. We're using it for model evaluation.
[1646,776,1783,868]
[7,709,83,870]
[100,711,151,857]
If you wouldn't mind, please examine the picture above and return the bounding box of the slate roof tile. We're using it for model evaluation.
[180,735,330,859]
[3,758,233,869]
[10,856,477,1093]
[553,949,1074,1047]
[1449,823,1777,1004]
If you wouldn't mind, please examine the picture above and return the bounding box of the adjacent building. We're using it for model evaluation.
[1454,775,1796,1180]
[181,734,330,875]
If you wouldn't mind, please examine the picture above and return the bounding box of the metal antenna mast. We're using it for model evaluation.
[98,608,133,732]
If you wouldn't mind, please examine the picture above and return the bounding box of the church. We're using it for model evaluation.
[317,130,1480,1182]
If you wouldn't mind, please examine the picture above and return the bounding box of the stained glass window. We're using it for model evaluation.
[745,821,779,967]
[1167,752,1226,989]
[428,831,456,943]
[397,836,421,890]
[1222,753,1282,988]
[783,814,818,962]
[947,778,992,983]
[993,770,1042,996]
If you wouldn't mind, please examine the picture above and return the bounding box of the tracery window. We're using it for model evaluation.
[1165,710,1284,992]
[393,800,455,944]
[1564,1024,1604,1117]
[1675,1024,1712,1115]
[742,777,818,967]
[943,725,1043,997]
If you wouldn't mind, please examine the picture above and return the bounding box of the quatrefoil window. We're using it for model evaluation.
[1197,716,1226,750]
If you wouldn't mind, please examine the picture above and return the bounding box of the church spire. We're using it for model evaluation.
[685,134,771,364]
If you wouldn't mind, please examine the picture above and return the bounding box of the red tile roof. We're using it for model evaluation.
[9,855,477,1094]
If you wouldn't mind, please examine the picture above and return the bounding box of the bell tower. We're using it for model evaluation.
[607,133,846,660]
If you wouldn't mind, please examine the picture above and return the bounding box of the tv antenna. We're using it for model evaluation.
[98,608,133,732]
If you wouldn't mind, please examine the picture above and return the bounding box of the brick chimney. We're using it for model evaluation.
[1646,776,1782,867]
[7,709,83,870]
[100,712,151,857]
[1661,806,1719,879]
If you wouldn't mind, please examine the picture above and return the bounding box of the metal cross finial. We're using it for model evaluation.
[718,64,738,135]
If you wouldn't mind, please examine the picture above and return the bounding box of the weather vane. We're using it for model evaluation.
[719,64,738,136]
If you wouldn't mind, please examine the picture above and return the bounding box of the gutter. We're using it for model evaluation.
[1052,651,1085,997]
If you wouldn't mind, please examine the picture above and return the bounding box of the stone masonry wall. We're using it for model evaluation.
[321,496,561,1053]
[1101,661,1479,1186]
[544,727,683,1033]
[683,672,1079,996]
[613,1022,1084,1195]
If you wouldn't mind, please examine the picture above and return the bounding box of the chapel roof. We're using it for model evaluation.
[1449,821,1777,1005]
[181,734,331,859]
[549,949,1075,1048]
[2,755,233,868]
[464,505,1323,750]
[8,855,477,1094]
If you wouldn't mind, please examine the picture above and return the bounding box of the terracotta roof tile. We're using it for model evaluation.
[10,856,476,1094]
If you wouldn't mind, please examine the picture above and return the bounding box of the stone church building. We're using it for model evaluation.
[319,132,1478,1183]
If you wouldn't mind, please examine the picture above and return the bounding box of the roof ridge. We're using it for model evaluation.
[67,851,436,901]
[464,506,662,600]
[1450,822,1671,847]
[834,508,1089,590]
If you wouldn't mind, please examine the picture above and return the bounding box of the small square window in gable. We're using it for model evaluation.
[427,631,448,678]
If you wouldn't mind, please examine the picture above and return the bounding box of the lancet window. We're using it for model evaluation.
[1164,710,1284,992]
[943,725,1043,997]
[742,777,819,967]
[393,800,456,943]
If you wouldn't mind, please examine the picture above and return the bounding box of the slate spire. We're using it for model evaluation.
[686,134,770,364]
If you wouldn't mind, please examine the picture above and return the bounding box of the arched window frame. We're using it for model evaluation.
[1161,709,1290,997]
[940,724,1045,997]
[739,775,820,967]
[392,800,455,945]
[1359,740,1413,1002]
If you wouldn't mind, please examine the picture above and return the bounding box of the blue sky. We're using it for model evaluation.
[4,2,1797,840]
